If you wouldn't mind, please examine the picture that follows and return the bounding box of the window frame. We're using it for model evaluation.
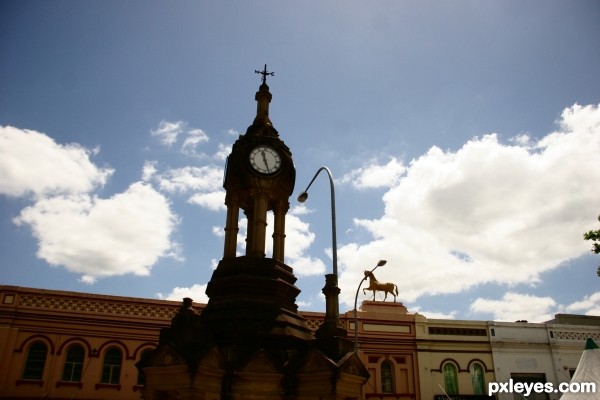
[380,360,394,393]
[442,361,460,395]
[469,362,485,395]
[100,347,122,385]
[61,344,85,382]
[22,342,48,381]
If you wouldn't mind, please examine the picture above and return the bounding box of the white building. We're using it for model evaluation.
[489,314,600,400]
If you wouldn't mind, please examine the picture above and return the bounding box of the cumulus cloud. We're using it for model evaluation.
[188,191,226,211]
[150,120,217,158]
[146,120,230,211]
[151,120,184,147]
[141,160,158,182]
[13,183,181,283]
[336,104,600,307]
[152,165,223,194]
[146,165,225,211]
[158,283,209,304]
[181,129,209,156]
[284,207,327,276]
[469,290,600,322]
[339,157,406,189]
[410,306,458,320]
[566,291,600,316]
[214,143,232,161]
[0,126,113,198]
[470,292,557,322]
[0,126,181,283]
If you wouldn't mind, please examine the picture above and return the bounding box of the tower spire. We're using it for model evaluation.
[252,64,274,127]
[255,64,274,85]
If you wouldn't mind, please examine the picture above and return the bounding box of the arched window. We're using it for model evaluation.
[62,345,85,382]
[443,362,459,395]
[381,360,394,393]
[100,348,122,384]
[137,349,154,385]
[470,362,485,395]
[22,342,48,380]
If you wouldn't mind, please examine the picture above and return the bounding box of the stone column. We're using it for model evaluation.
[223,197,239,259]
[272,200,288,262]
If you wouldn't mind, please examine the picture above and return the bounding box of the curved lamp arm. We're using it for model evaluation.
[297,166,337,278]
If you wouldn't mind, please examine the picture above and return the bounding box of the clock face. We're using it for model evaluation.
[249,145,282,175]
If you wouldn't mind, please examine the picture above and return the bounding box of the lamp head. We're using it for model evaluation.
[377,260,387,267]
[297,192,308,203]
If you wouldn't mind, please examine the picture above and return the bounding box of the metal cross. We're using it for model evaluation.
[255,64,274,84]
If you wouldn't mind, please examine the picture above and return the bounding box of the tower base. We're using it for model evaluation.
[138,257,369,400]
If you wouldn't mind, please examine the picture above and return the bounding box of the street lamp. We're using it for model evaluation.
[297,166,338,278]
[353,259,387,351]
[298,167,344,337]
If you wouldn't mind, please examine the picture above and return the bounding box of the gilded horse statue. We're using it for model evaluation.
[363,270,399,302]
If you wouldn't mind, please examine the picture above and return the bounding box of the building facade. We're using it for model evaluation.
[0,286,176,400]
[345,301,419,400]
[489,317,600,400]
[415,316,495,400]
[1,285,599,400]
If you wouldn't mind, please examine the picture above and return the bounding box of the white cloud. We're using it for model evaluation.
[340,157,406,189]
[13,182,181,283]
[274,207,327,277]
[158,283,209,304]
[508,133,533,147]
[150,121,215,157]
[470,292,556,322]
[181,129,209,156]
[296,299,313,309]
[141,160,158,182]
[212,225,225,238]
[410,306,458,320]
[291,204,312,216]
[0,126,182,283]
[566,291,600,316]
[188,191,226,211]
[147,165,225,212]
[214,143,232,161]
[336,104,600,307]
[151,120,184,147]
[0,126,113,198]
[154,165,223,194]
[289,255,327,277]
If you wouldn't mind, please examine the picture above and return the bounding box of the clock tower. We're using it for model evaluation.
[139,68,369,400]
[199,66,313,347]
[221,65,295,261]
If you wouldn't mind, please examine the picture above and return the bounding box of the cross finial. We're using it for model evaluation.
[255,64,274,85]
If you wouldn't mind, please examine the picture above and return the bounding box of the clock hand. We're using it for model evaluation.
[261,151,270,172]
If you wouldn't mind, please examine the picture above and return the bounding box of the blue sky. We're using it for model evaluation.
[1,1,600,322]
